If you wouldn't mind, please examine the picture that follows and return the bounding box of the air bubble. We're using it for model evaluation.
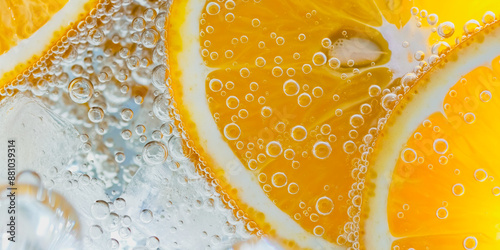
[142,141,168,165]
[480,90,492,102]
[436,207,448,219]
[206,2,220,15]
[433,138,449,154]
[313,226,325,236]
[482,11,496,24]
[312,52,327,66]
[463,236,478,250]
[226,96,240,109]
[152,65,167,90]
[271,172,287,188]
[88,107,104,123]
[463,19,480,35]
[297,93,312,107]
[474,169,488,182]
[437,22,455,38]
[343,141,356,154]
[68,77,94,103]
[328,57,341,69]
[312,141,332,159]
[368,85,381,97]
[223,123,241,140]
[291,126,307,141]
[316,196,334,215]
[266,141,283,157]
[350,114,364,128]
[283,79,300,96]
[381,93,398,111]
[140,209,153,223]
[452,183,465,196]
[91,200,110,219]
[464,113,476,124]
[401,148,417,163]
[288,183,299,194]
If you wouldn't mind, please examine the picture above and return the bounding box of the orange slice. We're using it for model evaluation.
[167,0,500,249]
[364,16,500,250]
[167,0,416,248]
[0,0,99,87]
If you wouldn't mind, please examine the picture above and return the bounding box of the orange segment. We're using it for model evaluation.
[0,0,99,89]
[388,61,500,249]
[0,0,68,55]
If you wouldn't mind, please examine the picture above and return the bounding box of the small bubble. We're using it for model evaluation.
[297,93,312,107]
[271,172,287,188]
[140,209,153,223]
[480,90,492,102]
[463,19,480,35]
[350,114,364,128]
[291,126,307,141]
[152,65,167,90]
[313,225,325,236]
[115,152,126,163]
[450,183,466,197]
[88,107,104,123]
[401,148,417,163]
[463,236,478,250]
[226,96,240,109]
[206,2,220,15]
[223,123,241,140]
[464,113,476,124]
[381,93,398,111]
[120,108,134,121]
[312,141,332,159]
[437,21,455,38]
[436,207,448,219]
[368,85,381,97]
[343,141,356,154]
[316,196,334,215]
[328,57,341,69]
[91,200,110,220]
[433,138,449,154]
[288,183,299,194]
[68,78,94,103]
[312,52,327,66]
[141,29,159,48]
[482,11,496,24]
[474,169,488,182]
[142,141,168,165]
[89,225,103,239]
[492,187,500,196]
[283,79,300,96]
[266,141,283,157]
[146,236,160,248]
[121,130,132,140]
[427,14,439,25]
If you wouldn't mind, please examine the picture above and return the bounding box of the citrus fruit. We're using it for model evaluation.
[166,0,500,249]
[364,19,500,250]
[0,0,99,88]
